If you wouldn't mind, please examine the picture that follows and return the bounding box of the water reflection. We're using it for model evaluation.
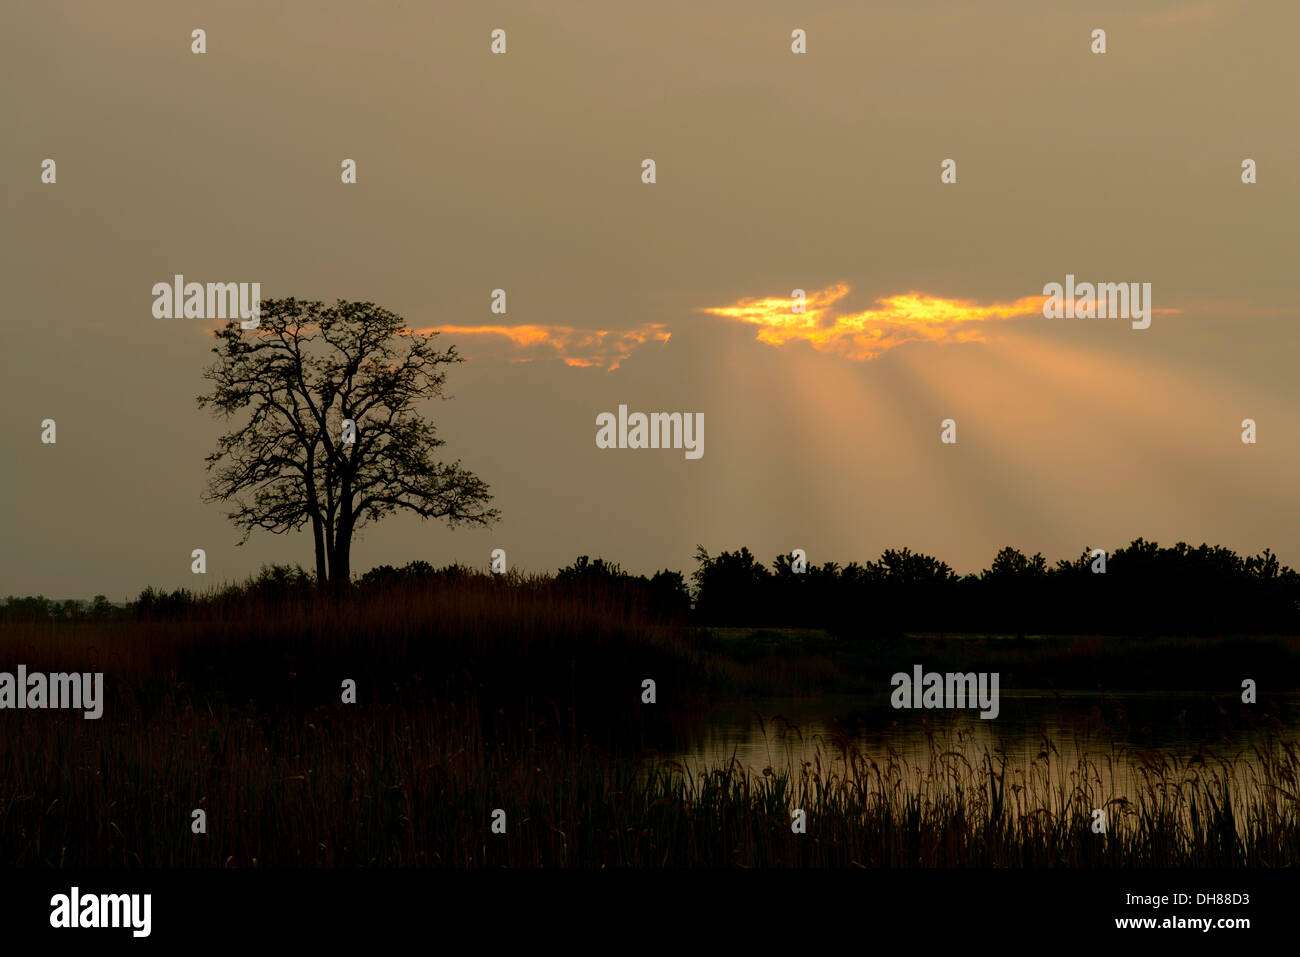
[660,691,1299,823]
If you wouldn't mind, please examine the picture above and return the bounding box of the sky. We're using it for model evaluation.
[3,0,1298,599]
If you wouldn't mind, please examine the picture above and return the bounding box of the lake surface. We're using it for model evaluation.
[659,691,1300,816]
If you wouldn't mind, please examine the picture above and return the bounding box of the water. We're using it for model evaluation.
[660,691,1300,816]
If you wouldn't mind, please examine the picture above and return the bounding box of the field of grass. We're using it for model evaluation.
[4,692,1296,867]
[1,575,1297,867]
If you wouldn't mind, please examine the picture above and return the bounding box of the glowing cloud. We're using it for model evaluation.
[700,284,1050,361]
[415,323,671,371]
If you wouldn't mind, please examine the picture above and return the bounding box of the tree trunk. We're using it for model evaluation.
[311,514,329,591]
[331,467,354,592]
[331,513,353,591]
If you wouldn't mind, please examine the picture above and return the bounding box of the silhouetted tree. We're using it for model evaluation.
[692,546,773,624]
[685,540,1300,635]
[198,298,499,590]
[555,556,691,621]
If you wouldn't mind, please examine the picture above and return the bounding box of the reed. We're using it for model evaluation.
[0,576,1295,867]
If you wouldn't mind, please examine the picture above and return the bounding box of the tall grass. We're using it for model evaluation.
[0,574,1296,867]
[4,694,1295,867]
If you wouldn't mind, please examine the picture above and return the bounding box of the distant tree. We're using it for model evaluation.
[0,595,52,621]
[1245,548,1283,580]
[871,547,958,585]
[984,546,1047,579]
[89,594,113,620]
[691,546,772,624]
[553,556,688,621]
[556,555,625,584]
[646,569,691,619]
[357,560,442,591]
[246,563,317,603]
[198,299,499,590]
[131,586,197,620]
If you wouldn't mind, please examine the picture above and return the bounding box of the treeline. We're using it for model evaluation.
[691,540,1300,636]
[0,594,117,621]
[4,539,1298,635]
[0,558,692,625]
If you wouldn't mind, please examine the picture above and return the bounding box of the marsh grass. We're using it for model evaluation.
[655,715,1300,867]
[5,698,1296,867]
[0,578,1296,867]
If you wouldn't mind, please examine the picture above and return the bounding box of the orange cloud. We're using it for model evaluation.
[701,284,1048,360]
[415,323,671,371]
